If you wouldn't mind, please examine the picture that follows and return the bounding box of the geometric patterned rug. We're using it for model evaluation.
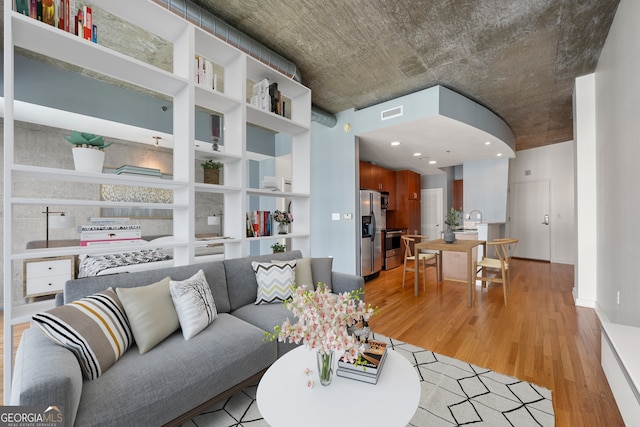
[183,332,554,427]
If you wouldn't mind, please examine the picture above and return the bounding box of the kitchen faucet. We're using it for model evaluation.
[468,210,483,224]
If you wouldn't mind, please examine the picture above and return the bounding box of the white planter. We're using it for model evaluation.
[72,147,105,173]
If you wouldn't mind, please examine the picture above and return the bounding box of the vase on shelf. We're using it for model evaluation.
[277,222,288,235]
[316,350,335,386]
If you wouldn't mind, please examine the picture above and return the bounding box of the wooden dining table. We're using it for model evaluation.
[414,238,487,307]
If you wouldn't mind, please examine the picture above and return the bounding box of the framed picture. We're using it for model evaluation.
[100,184,173,219]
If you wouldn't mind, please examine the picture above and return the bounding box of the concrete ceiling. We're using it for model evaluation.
[2,1,619,173]
[192,0,619,157]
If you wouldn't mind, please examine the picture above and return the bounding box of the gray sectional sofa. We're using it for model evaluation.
[10,250,364,426]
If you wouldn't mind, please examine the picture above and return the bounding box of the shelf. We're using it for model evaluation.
[0,99,175,148]
[12,165,188,188]
[194,144,242,162]
[11,12,188,97]
[194,183,242,193]
[247,105,310,135]
[247,233,309,242]
[11,240,191,261]
[195,86,242,114]
[246,188,309,198]
[12,197,188,211]
[11,299,57,324]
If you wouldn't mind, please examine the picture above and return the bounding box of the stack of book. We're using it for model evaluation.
[15,1,98,42]
[195,55,217,91]
[114,165,162,179]
[79,219,142,247]
[246,211,272,237]
[336,340,388,384]
[250,78,286,117]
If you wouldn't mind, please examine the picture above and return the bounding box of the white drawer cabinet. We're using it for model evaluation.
[23,256,75,299]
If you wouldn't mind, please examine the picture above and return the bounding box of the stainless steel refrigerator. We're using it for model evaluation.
[360,190,385,279]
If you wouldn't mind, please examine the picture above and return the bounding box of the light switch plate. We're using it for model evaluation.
[331,212,340,221]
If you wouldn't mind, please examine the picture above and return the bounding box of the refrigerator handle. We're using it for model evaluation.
[371,212,376,242]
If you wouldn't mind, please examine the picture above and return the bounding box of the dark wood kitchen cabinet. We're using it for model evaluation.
[387,169,421,232]
[360,161,396,209]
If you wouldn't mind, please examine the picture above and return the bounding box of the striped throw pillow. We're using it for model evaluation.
[252,260,296,304]
[32,287,133,380]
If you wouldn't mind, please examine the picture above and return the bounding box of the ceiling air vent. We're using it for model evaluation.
[381,106,403,121]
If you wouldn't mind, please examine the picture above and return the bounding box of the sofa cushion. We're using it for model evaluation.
[311,257,333,289]
[170,270,218,340]
[74,313,277,426]
[253,260,296,304]
[32,288,133,380]
[225,250,302,310]
[231,303,299,357]
[116,277,180,354]
[63,260,232,314]
[292,257,313,288]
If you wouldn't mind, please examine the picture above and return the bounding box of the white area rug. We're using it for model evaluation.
[184,333,554,427]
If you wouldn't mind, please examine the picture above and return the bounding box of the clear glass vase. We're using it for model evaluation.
[316,350,334,386]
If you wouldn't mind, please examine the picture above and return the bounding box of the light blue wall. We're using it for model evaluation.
[463,158,509,222]
[310,86,513,274]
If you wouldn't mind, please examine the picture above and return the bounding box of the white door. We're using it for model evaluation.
[422,188,443,240]
[508,180,550,261]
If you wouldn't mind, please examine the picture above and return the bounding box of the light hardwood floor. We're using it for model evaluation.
[366,258,624,426]
[1,259,624,425]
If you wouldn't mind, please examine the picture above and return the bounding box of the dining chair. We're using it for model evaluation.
[474,238,519,305]
[401,235,439,292]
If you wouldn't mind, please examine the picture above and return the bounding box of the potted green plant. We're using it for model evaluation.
[201,160,223,184]
[444,207,463,243]
[65,131,112,173]
[271,242,286,253]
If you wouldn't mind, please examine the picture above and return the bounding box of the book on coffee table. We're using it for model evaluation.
[338,340,387,373]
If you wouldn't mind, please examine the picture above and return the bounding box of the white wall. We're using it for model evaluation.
[592,0,640,326]
[464,158,509,222]
[508,141,576,265]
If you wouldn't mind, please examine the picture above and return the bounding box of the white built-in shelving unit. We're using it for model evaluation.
[3,0,310,400]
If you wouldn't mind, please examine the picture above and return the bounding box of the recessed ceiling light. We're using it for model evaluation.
[413,152,421,157]
[497,153,503,157]
[391,141,400,146]
[429,160,437,164]
[485,141,491,145]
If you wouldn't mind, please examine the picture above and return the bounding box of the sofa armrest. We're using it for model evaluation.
[11,327,83,426]
[330,271,364,296]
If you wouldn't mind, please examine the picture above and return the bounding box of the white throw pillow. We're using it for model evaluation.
[170,270,217,340]
[116,277,180,354]
[252,260,296,304]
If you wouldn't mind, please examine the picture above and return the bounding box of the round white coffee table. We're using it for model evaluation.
[257,345,420,427]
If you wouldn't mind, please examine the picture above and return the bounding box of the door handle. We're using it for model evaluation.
[542,214,549,225]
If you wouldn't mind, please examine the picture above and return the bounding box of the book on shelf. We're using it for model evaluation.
[114,165,163,178]
[79,224,142,231]
[246,210,273,237]
[16,0,29,16]
[338,340,388,375]
[195,55,217,91]
[251,78,270,111]
[17,0,97,41]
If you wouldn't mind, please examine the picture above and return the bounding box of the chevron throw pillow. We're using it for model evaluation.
[252,260,297,304]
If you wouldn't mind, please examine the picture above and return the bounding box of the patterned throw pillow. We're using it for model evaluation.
[32,287,133,380]
[252,260,296,304]
[170,270,218,340]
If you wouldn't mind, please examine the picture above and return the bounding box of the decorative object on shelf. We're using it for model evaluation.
[444,207,463,243]
[273,210,293,234]
[271,242,286,253]
[210,114,221,151]
[65,131,112,173]
[201,160,223,184]
[41,207,76,248]
[265,283,376,387]
[207,215,222,236]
